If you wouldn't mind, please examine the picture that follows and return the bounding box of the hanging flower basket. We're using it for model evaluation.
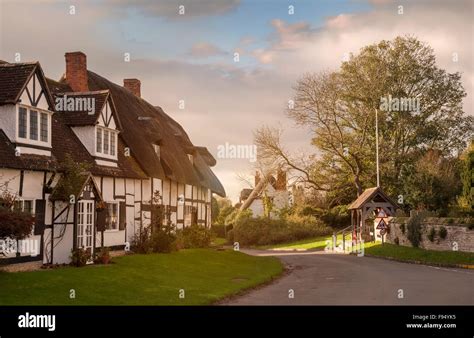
[96,201,107,212]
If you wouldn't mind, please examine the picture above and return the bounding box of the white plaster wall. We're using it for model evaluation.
[250,199,264,218]
[0,104,16,142]
[115,178,125,196]
[71,126,95,155]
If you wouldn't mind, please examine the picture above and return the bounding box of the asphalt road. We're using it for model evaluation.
[223,250,474,305]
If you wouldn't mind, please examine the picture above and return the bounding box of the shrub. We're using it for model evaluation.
[232,215,331,246]
[177,225,211,249]
[70,248,91,267]
[427,227,436,242]
[150,229,176,253]
[304,205,350,229]
[406,213,424,248]
[439,226,448,239]
[130,226,152,254]
[226,229,234,244]
[400,222,406,234]
[394,237,399,245]
[94,247,111,264]
[0,207,35,240]
[211,224,226,238]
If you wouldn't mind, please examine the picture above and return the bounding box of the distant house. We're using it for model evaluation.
[0,52,225,265]
[239,170,289,218]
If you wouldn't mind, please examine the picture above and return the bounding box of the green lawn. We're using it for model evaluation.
[365,243,474,266]
[260,234,473,266]
[0,249,283,305]
[259,233,352,251]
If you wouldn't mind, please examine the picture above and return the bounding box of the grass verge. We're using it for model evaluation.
[0,249,283,305]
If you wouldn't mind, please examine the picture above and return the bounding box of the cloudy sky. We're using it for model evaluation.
[0,0,472,202]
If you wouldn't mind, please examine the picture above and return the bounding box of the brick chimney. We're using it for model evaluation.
[276,169,287,190]
[123,78,141,98]
[65,52,88,92]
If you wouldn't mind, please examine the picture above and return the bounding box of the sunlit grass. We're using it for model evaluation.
[0,249,283,305]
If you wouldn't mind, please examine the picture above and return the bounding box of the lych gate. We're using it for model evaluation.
[348,187,398,243]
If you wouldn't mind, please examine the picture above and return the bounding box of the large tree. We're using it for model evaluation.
[255,36,473,207]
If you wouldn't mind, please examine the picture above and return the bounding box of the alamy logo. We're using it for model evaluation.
[217,142,257,163]
[18,312,56,332]
[379,95,420,113]
[55,95,96,115]
[0,238,40,257]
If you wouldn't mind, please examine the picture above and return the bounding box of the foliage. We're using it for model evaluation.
[130,226,152,254]
[0,191,35,240]
[439,226,448,240]
[282,204,350,228]
[255,36,472,207]
[224,208,253,227]
[458,140,473,210]
[400,222,406,234]
[406,213,424,248]
[400,150,462,212]
[150,230,176,253]
[51,154,91,201]
[364,243,474,266]
[211,224,225,237]
[232,213,331,246]
[70,248,91,267]
[394,237,400,245]
[212,198,234,225]
[94,247,111,264]
[176,225,212,249]
[262,192,273,218]
[427,227,436,242]
[211,196,219,223]
[226,229,234,244]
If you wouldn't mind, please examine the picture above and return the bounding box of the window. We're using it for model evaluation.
[110,132,116,156]
[19,107,27,138]
[13,199,34,214]
[17,106,50,144]
[96,128,102,153]
[188,154,194,164]
[103,130,109,154]
[40,113,48,142]
[29,110,38,140]
[153,144,160,159]
[95,127,117,158]
[105,202,119,230]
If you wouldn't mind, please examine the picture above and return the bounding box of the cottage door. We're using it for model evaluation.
[77,200,94,263]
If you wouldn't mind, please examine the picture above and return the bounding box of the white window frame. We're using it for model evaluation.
[95,126,118,160]
[105,201,119,232]
[16,104,52,147]
[13,199,35,215]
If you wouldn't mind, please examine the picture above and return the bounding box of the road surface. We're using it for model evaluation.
[222,250,474,305]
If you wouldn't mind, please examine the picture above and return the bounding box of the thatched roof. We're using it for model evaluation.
[0,62,146,179]
[84,70,225,196]
[0,60,225,196]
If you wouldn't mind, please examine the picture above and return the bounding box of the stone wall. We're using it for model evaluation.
[387,217,474,253]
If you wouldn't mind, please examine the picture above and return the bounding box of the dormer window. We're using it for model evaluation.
[95,126,117,159]
[153,144,160,159]
[17,105,52,146]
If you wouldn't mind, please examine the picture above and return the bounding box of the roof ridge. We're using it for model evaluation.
[0,61,38,67]
[55,89,110,95]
